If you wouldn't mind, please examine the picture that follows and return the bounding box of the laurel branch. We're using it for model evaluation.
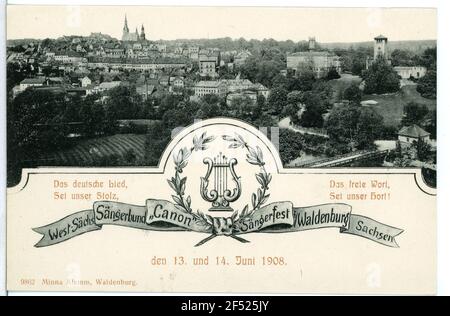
[168,132,215,229]
[222,133,272,225]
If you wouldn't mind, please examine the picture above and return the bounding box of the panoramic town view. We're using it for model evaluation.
[6,10,437,187]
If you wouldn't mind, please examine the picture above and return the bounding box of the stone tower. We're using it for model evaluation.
[374,35,388,60]
[308,37,316,51]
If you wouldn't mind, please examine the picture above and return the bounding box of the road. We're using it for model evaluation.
[301,149,389,168]
[278,117,329,138]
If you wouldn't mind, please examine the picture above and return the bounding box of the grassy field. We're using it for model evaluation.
[362,85,436,127]
[38,134,147,166]
[329,74,436,127]
[329,73,363,102]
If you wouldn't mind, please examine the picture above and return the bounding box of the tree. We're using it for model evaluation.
[311,81,334,108]
[417,67,436,99]
[325,104,383,151]
[343,83,362,104]
[296,60,316,91]
[326,67,341,80]
[279,129,303,165]
[7,62,34,92]
[299,92,326,128]
[423,110,436,140]
[390,49,415,67]
[267,86,287,115]
[283,103,300,125]
[414,138,431,162]
[105,85,141,120]
[272,74,288,89]
[256,94,266,110]
[197,100,222,119]
[362,58,400,94]
[419,47,437,69]
[230,95,256,121]
[239,53,285,88]
[354,107,384,149]
[144,121,171,166]
[7,89,73,186]
[402,102,429,126]
[162,108,192,129]
[287,90,303,105]
[285,75,304,91]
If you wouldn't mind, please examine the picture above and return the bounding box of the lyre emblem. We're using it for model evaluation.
[200,153,241,212]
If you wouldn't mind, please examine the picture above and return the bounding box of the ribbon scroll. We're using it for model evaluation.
[33,200,403,248]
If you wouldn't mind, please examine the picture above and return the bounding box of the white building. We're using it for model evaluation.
[398,125,431,144]
[286,38,341,78]
[170,76,185,89]
[394,66,427,79]
[80,76,92,87]
[87,81,122,95]
[193,81,226,97]
[19,77,46,91]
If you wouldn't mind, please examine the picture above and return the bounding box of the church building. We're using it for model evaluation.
[122,15,146,42]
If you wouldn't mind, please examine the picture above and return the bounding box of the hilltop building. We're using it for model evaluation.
[286,37,341,78]
[122,15,147,42]
[366,35,427,79]
[366,35,392,68]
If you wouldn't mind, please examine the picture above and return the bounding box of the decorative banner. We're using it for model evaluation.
[33,200,403,248]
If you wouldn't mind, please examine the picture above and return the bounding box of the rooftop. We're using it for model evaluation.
[398,125,430,138]
[288,51,335,57]
[98,81,122,89]
[21,78,46,84]
[88,56,188,64]
[194,80,222,88]
[374,34,388,40]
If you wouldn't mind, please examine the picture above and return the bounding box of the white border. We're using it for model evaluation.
[1,0,449,296]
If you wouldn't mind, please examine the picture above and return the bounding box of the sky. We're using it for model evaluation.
[7,6,437,42]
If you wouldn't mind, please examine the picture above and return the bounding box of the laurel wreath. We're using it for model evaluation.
[168,132,215,230]
[167,131,272,245]
[222,133,272,226]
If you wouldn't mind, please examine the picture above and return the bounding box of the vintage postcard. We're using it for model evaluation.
[5,6,436,294]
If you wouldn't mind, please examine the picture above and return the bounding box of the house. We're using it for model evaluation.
[398,125,431,144]
[19,77,46,92]
[226,91,258,106]
[90,81,122,94]
[135,83,155,100]
[193,80,227,98]
[80,76,92,87]
[234,50,252,66]
[252,83,270,99]
[221,78,254,93]
[170,76,185,89]
[287,51,341,78]
[47,77,64,85]
[394,66,427,79]
[286,37,341,78]
[198,53,220,77]
[54,52,85,64]
[159,75,170,86]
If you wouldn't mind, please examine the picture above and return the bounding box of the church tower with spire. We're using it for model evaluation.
[121,14,144,42]
[140,24,146,41]
[122,15,130,41]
